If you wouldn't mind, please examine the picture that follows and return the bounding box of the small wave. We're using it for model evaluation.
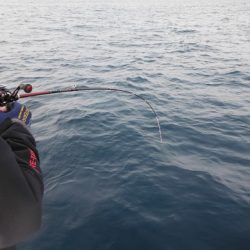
[243,75,250,81]
[126,76,150,83]
[225,70,242,76]
[174,29,197,34]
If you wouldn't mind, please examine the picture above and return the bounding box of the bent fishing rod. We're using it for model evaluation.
[0,84,163,142]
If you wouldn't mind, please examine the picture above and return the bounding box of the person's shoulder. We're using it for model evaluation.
[0,118,30,133]
[0,118,35,145]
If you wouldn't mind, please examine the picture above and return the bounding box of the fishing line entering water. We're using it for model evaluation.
[19,85,163,142]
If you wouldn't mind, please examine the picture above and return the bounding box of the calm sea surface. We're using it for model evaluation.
[0,0,250,249]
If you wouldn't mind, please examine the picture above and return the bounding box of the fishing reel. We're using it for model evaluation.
[0,84,33,107]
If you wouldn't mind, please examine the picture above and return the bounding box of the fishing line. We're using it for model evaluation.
[1,84,163,142]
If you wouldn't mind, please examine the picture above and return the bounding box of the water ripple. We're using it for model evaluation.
[1,0,250,249]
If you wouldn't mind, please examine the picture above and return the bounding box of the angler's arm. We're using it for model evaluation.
[0,119,43,249]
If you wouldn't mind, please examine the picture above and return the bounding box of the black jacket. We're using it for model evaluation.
[0,119,43,249]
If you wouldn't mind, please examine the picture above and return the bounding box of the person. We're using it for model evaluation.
[0,102,43,250]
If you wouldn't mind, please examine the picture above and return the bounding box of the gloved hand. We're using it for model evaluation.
[0,102,32,126]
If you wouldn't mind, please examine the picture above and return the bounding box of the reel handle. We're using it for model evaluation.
[0,84,34,106]
[19,84,33,93]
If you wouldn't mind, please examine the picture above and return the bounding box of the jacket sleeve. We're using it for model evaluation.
[0,119,43,249]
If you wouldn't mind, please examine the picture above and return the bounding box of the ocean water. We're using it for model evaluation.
[1,0,250,249]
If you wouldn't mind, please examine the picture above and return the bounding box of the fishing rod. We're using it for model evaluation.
[0,84,163,142]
